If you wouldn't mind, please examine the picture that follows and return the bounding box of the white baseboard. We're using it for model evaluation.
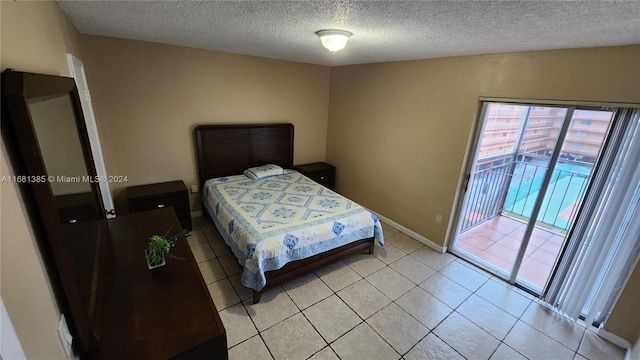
[374,212,446,253]
[597,327,631,353]
[190,211,203,218]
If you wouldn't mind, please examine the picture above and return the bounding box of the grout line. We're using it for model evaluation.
[196,216,621,359]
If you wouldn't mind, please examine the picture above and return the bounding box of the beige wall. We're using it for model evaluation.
[632,333,640,360]
[327,45,640,345]
[80,36,330,212]
[0,1,84,358]
[605,260,640,343]
[326,46,640,247]
[327,46,640,342]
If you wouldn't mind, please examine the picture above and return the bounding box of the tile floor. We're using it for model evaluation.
[189,216,625,360]
[456,216,565,288]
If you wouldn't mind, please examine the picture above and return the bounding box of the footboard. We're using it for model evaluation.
[253,237,375,303]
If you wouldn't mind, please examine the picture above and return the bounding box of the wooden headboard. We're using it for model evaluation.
[194,123,294,188]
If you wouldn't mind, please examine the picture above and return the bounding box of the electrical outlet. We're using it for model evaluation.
[435,213,442,223]
[58,314,73,359]
[191,185,198,193]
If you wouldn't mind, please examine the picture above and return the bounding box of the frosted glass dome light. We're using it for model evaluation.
[316,30,352,53]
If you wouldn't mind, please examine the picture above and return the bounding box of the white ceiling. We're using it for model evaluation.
[57,0,640,67]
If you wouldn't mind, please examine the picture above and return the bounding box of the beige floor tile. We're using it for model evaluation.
[373,243,405,264]
[186,229,208,247]
[386,233,423,253]
[194,216,213,228]
[190,217,201,230]
[315,261,362,292]
[365,267,414,300]
[520,302,585,351]
[475,279,532,318]
[404,333,464,360]
[308,346,340,360]
[330,323,400,360]
[218,253,243,277]
[261,313,326,360]
[190,242,215,263]
[456,294,518,340]
[389,255,436,284]
[197,258,227,284]
[243,287,299,331]
[229,273,253,301]
[440,260,490,291]
[207,278,241,310]
[419,273,472,309]
[303,295,361,343]
[395,287,452,329]
[344,253,386,277]
[218,303,257,347]
[228,335,273,360]
[578,330,625,360]
[381,222,400,238]
[504,321,575,360]
[574,354,588,360]
[209,235,231,256]
[366,303,428,355]
[409,246,455,270]
[337,279,391,319]
[282,273,333,310]
[433,312,500,360]
[490,343,527,360]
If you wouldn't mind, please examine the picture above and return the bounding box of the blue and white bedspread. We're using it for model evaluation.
[203,170,384,291]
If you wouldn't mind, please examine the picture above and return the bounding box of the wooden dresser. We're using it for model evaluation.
[92,208,227,359]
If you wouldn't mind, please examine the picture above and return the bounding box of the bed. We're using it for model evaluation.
[195,123,384,303]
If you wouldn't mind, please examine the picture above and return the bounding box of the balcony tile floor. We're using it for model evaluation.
[456,215,565,289]
[191,215,625,360]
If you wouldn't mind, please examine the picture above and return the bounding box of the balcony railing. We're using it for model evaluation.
[460,155,592,233]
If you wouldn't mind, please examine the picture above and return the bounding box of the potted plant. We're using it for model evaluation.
[144,227,190,269]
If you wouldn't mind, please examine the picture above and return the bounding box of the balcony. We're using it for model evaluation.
[456,155,592,289]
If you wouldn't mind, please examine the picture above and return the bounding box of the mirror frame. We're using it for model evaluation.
[1,69,106,352]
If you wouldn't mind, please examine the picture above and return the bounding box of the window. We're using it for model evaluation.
[580,120,592,125]
[573,143,584,148]
[503,133,507,137]
[576,131,588,137]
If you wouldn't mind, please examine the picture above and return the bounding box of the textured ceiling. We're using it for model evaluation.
[57,0,640,67]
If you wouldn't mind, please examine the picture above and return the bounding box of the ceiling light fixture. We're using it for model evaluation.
[316,29,352,53]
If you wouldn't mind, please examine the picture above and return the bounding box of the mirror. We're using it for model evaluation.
[28,94,100,225]
[1,70,106,352]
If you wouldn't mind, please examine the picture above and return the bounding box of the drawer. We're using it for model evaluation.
[294,163,336,190]
[59,204,99,225]
[309,170,335,188]
[131,193,185,212]
[129,194,191,230]
[126,181,192,231]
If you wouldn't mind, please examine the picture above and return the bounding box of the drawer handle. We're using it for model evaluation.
[69,219,77,224]
[157,204,165,208]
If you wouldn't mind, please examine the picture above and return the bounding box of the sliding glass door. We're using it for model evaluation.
[451,102,614,294]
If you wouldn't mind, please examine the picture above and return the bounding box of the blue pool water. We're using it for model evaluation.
[503,161,593,230]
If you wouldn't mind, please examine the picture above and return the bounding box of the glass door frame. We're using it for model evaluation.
[449,100,607,294]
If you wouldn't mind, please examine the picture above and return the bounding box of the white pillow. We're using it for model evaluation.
[243,164,285,180]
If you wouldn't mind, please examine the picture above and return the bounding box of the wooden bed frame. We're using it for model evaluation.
[194,123,375,303]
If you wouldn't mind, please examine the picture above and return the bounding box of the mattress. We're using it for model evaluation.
[203,170,384,291]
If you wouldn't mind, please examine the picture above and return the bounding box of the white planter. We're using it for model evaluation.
[145,249,166,270]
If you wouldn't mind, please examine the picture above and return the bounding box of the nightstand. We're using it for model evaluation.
[126,180,192,231]
[294,162,336,190]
